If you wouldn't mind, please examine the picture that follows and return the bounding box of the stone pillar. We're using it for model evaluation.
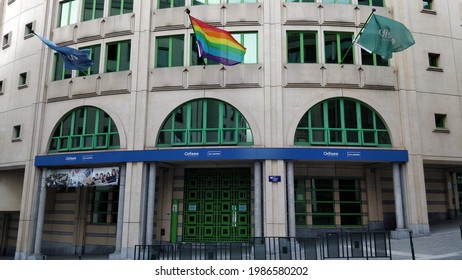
[109,165,126,259]
[254,161,263,237]
[286,162,296,237]
[146,163,157,245]
[33,168,47,258]
[391,164,408,239]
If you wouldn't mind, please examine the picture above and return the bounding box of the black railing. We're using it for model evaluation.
[134,231,392,260]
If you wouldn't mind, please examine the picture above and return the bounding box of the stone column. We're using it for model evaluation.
[287,162,296,237]
[391,164,408,239]
[146,163,157,245]
[254,161,262,237]
[110,165,126,259]
[33,168,47,258]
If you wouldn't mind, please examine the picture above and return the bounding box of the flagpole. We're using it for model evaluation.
[340,8,376,65]
[186,9,207,68]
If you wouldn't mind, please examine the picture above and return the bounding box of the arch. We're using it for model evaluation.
[156,98,254,147]
[48,106,121,153]
[294,97,392,147]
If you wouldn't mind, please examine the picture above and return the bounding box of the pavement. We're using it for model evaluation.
[390,217,462,260]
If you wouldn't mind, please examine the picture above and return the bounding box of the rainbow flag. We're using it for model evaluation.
[189,16,246,66]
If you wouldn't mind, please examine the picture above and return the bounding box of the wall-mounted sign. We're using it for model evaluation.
[45,167,119,187]
[269,176,281,183]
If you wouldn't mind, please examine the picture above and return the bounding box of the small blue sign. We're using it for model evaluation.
[269,176,281,183]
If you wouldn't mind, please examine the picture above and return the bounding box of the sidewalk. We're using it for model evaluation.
[390,218,462,260]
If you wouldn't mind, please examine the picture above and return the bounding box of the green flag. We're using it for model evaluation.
[356,14,415,60]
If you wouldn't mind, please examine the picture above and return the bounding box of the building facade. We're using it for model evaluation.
[0,0,461,259]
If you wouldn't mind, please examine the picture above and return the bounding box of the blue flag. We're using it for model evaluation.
[34,34,94,70]
[355,14,415,59]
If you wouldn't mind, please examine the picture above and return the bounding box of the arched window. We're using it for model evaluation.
[294,98,391,147]
[48,106,120,152]
[157,99,253,147]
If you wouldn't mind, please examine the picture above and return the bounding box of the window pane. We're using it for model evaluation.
[343,100,357,128]
[190,100,204,129]
[303,32,317,63]
[340,33,353,64]
[324,33,338,63]
[361,106,374,129]
[310,103,324,128]
[206,100,220,128]
[119,41,131,71]
[171,36,184,67]
[106,43,119,72]
[287,33,301,63]
[156,37,169,68]
[327,99,341,128]
[83,0,94,21]
[243,33,257,63]
[111,0,121,15]
[79,45,101,75]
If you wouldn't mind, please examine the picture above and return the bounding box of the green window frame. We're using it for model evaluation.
[83,0,105,21]
[190,35,219,66]
[358,0,384,6]
[361,49,388,66]
[90,186,119,224]
[58,0,79,27]
[48,106,120,153]
[322,0,350,4]
[295,177,307,226]
[157,99,254,147]
[324,32,354,64]
[106,40,131,72]
[232,32,258,64]
[294,98,392,147]
[287,31,318,63]
[192,0,221,5]
[338,179,362,226]
[53,54,72,81]
[78,45,101,76]
[158,0,185,9]
[110,0,133,16]
[156,35,184,68]
[311,178,335,227]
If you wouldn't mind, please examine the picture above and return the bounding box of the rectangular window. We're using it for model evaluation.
[434,114,447,129]
[106,40,131,72]
[158,0,185,9]
[90,186,119,224]
[324,32,354,64]
[423,0,433,10]
[54,54,73,81]
[295,177,307,226]
[361,49,388,66]
[358,0,383,6]
[24,22,35,38]
[338,179,362,226]
[287,31,317,63]
[232,32,258,64]
[2,32,11,49]
[0,80,4,95]
[12,125,22,141]
[191,35,219,66]
[59,0,79,27]
[83,0,105,21]
[428,53,440,68]
[156,35,184,68]
[18,72,28,88]
[110,0,133,16]
[311,178,335,226]
[78,45,101,76]
[192,0,220,5]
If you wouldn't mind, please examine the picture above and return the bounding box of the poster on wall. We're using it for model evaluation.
[45,167,119,187]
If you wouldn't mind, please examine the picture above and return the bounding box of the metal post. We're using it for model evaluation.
[409,231,415,260]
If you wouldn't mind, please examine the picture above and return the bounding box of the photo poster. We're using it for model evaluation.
[45,167,119,187]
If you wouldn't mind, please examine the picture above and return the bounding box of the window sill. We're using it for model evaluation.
[427,67,443,72]
[11,137,22,142]
[2,43,10,50]
[433,128,450,134]
[18,84,28,90]
[421,9,437,15]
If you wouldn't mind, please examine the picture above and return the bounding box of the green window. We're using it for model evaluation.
[324,32,354,64]
[311,178,335,227]
[286,0,315,2]
[295,177,307,226]
[423,0,433,10]
[358,0,383,6]
[156,35,184,68]
[48,106,120,152]
[294,98,391,147]
[338,179,362,226]
[83,0,105,21]
[232,33,258,64]
[58,0,79,27]
[191,35,219,66]
[157,99,253,147]
[322,0,350,4]
[361,49,388,66]
[90,186,119,224]
[106,40,131,72]
[287,31,317,63]
[78,45,101,76]
[53,54,72,81]
[192,0,221,5]
[110,0,133,16]
[158,0,185,9]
